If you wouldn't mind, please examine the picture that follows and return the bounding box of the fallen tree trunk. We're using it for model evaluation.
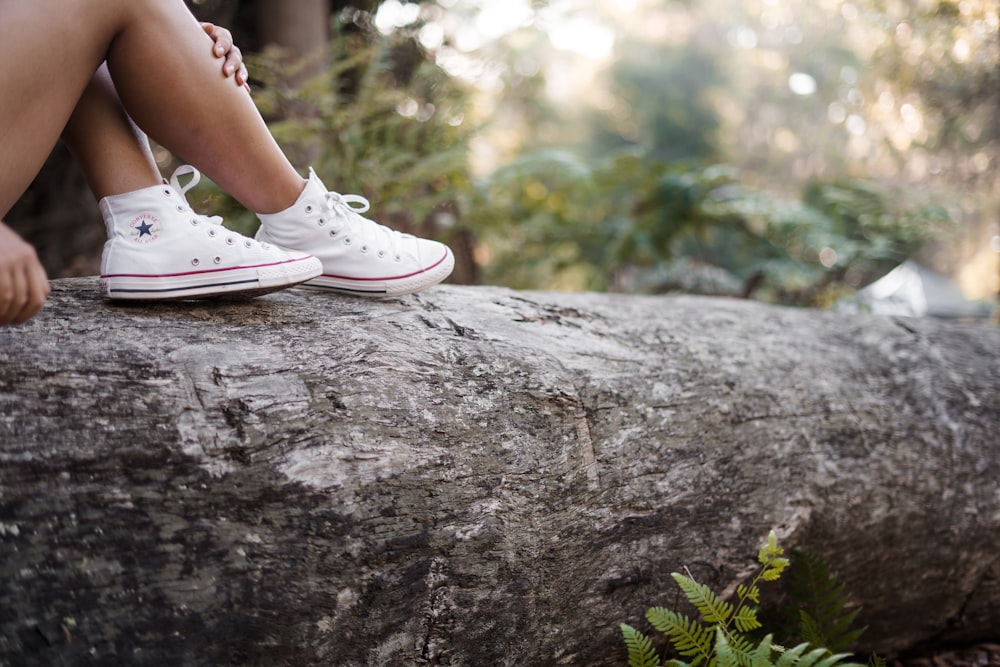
[1,279,997,666]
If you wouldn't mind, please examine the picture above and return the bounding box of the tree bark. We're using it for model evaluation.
[1,279,997,666]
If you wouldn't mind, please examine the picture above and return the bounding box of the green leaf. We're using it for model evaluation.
[621,623,662,667]
[738,584,761,605]
[759,530,785,564]
[647,607,714,661]
[786,548,867,651]
[775,643,810,667]
[734,606,762,633]
[796,647,833,667]
[715,628,740,667]
[672,573,734,625]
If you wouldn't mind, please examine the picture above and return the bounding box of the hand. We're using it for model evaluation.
[201,22,251,93]
[0,222,50,326]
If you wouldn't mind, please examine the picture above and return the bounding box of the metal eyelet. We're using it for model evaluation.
[191,258,200,266]
[394,254,401,262]
[163,189,172,197]
[360,245,369,253]
[226,237,235,246]
[305,205,313,213]
[244,240,253,248]
[190,219,199,226]
[377,250,385,258]
[214,256,222,264]
[208,229,217,237]
[329,230,337,237]
[318,218,325,226]
[343,237,352,246]
[176,205,185,212]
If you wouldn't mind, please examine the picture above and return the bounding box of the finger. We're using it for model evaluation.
[236,63,249,86]
[224,45,242,77]
[214,27,235,59]
[13,264,49,325]
[0,267,26,326]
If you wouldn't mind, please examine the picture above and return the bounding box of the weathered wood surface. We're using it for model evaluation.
[1,278,998,666]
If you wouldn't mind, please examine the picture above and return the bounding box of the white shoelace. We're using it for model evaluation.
[322,190,410,258]
[168,165,268,249]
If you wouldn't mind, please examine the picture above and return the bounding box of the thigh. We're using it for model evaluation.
[0,0,125,216]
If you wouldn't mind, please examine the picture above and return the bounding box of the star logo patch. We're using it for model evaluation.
[129,214,161,244]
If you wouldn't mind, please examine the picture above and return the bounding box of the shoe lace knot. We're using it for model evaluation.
[321,190,409,257]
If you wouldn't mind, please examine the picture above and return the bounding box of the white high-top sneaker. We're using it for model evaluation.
[99,166,322,300]
[255,169,454,297]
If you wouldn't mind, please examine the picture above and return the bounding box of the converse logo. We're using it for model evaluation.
[129,214,161,244]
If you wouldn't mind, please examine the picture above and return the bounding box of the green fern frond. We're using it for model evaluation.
[774,643,810,667]
[759,531,784,563]
[729,634,759,667]
[734,606,762,633]
[738,584,761,605]
[647,607,687,634]
[799,611,824,648]
[672,573,734,625]
[786,548,867,652]
[814,653,859,667]
[647,607,714,660]
[621,623,662,667]
[750,635,776,667]
[867,653,887,667]
[796,647,835,667]
[715,628,740,667]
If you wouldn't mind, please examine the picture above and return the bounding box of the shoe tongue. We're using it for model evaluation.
[306,167,329,195]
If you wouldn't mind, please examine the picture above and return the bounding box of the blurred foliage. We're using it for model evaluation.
[465,148,949,305]
[586,43,723,163]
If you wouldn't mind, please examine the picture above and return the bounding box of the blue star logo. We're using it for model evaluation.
[137,220,154,237]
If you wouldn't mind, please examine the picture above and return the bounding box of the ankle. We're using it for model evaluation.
[254,177,309,216]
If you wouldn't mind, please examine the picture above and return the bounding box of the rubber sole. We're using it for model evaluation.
[299,248,455,297]
[101,255,322,301]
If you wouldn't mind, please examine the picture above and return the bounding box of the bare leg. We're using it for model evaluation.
[61,64,162,201]
[104,2,304,213]
[0,0,304,219]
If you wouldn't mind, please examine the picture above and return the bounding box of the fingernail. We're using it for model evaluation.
[226,64,234,74]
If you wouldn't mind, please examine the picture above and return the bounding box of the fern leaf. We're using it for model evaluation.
[647,607,687,634]
[672,573,734,624]
[814,653,862,667]
[867,654,887,667]
[759,530,785,564]
[799,611,824,648]
[787,548,867,652]
[647,607,714,661]
[729,633,758,667]
[621,623,662,667]
[734,606,762,633]
[715,628,740,667]
[775,643,810,667]
[750,634,776,667]
[796,647,833,667]
[738,584,761,605]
